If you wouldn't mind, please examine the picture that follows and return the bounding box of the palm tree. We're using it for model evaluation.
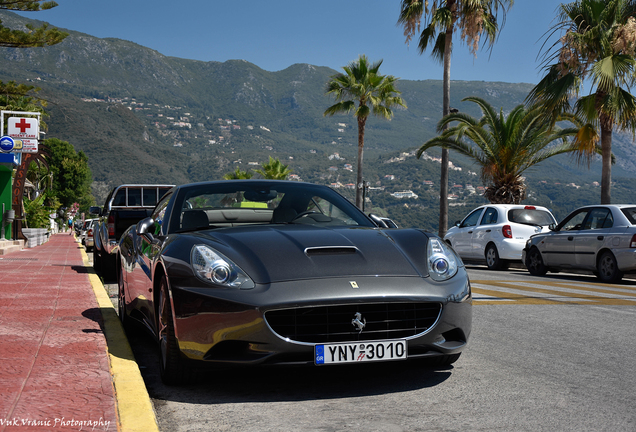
[527,0,636,204]
[223,167,253,180]
[417,97,595,204]
[324,55,407,209]
[255,156,292,180]
[398,0,513,235]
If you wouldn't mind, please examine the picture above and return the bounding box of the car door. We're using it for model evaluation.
[451,208,485,258]
[574,207,613,270]
[471,207,499,258]
[128,192,172,331]
[541,208,591,268]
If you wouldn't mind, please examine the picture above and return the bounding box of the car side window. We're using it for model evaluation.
[480,207,498,225]
[460,209,483,228]
[621,207,636,224]
[583,208,613,230]
[112,188,126,206]
[560,210,589,231]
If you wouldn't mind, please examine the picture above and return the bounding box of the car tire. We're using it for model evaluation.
[93,249,101,274]
[101,252,117,283]
[525,247,548,276]
[597,251,623,283]
[485,244,507,270]
[157,276,193,385]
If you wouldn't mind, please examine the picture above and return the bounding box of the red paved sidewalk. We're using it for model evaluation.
[0,234,118,432]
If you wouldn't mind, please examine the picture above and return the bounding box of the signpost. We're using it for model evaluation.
[3,114,40,153]
[0,111,42,240]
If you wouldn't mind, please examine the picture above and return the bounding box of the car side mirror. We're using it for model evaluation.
[368,213,389,228]
[137,217,159,244]
[382,218,399,228]
[89,206,102,216]
[454,220,460,227]
[549,223,557,231]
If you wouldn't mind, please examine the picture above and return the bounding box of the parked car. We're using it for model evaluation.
[84,219,96,251]
[80,218,97,251]
[523,204,636,283]
[89,184,173,282]
[118,180,472,385]
[444,204,557,270]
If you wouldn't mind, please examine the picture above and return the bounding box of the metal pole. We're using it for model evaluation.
[1,203,4,240]
[362,181,368,212]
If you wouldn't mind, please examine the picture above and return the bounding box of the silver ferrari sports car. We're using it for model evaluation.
[117,180,472,384]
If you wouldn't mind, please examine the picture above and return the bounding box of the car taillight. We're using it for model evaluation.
[502,225,512,238]
[108,214,115,237]
[87,228,92,236]
[631,234,636,248]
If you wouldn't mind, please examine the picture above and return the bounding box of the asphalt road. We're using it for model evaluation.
[104,259,636,431]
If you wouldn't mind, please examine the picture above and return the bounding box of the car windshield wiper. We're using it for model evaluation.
[516,221,544,227]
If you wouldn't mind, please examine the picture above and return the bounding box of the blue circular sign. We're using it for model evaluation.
[0,136,15,152]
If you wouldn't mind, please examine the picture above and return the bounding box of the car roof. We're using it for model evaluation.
[474,204,552,211]
[574,204,636,209]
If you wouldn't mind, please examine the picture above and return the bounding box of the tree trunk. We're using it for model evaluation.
[438,6,455,238]
[356,116,366,209]
[600,121,612,204]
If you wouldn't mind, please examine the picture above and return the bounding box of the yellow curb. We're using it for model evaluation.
[80,245,160,432]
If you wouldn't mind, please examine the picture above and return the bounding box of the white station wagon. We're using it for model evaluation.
[444,204,557,270]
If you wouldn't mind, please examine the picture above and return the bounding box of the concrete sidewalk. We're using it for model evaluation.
[0,234,159,432]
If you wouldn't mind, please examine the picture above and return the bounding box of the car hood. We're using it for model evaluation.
[190,225,428,284]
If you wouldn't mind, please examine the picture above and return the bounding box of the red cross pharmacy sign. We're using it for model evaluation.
[7,117,39,153]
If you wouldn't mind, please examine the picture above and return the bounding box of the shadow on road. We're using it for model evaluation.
[465,264,636,285]
[124,327,455,405]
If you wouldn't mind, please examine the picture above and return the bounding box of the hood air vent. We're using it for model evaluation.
[304,246,359,256]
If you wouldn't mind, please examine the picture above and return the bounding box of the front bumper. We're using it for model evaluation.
[169,273,472,366]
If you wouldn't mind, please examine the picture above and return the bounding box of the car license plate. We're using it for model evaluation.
[315,340,407,365]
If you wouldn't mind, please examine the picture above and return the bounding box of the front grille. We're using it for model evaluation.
[265,302,442,343]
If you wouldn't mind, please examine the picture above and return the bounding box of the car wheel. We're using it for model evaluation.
[525,247,548,276]
[93,249,101,274]
[117,267,129,329]
[101,253,117,283]
[597,251,623,283]
[485,244,506,270]
[157,276,192,385]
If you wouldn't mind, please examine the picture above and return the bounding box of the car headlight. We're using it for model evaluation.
[427,237,460,281]
[191,245,255,289]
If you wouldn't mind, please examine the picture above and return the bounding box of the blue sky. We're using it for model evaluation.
[17,0,563,84]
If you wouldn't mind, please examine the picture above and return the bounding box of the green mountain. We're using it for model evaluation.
[1,10,635,231]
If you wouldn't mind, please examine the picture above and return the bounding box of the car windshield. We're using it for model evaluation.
[507,208,555,226]
[170,181,375,233]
